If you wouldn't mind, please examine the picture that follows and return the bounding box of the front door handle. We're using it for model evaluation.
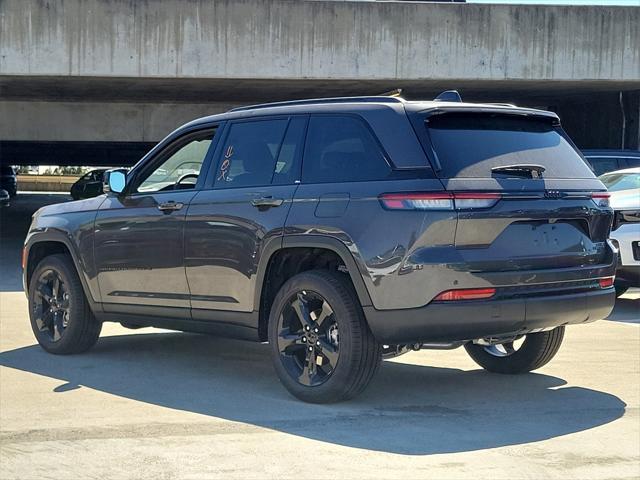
[157,201,184,213]
[251,196,284,209]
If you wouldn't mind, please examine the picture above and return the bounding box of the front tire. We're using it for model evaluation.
[464,327,565,374]
[268,270,381,403]
[28,254,102,354]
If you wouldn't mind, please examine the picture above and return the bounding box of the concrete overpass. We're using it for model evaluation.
[1,0,639,166]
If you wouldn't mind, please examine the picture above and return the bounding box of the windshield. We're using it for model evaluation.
[425,113,594,179]
[599,172,640,192]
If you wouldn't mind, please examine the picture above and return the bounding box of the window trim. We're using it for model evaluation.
[300,113,393,185]
[125,127,219,197]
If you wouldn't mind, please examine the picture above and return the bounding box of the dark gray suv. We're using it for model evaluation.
[23,95,617,403]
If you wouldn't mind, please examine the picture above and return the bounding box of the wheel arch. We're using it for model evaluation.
[254,235,372,341]
[24,232,100,311]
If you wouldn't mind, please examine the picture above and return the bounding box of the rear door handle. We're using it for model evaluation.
[251,196,284,209]
[157,201,184,213]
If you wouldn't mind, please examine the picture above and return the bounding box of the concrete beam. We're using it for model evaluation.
[1,0,638,83]
[0,101,233,142]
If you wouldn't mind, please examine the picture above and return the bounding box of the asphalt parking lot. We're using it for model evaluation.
[1,193,639,479]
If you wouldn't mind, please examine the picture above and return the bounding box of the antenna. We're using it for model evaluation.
[434,90,462,102]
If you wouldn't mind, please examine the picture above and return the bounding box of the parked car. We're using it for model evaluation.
[599,168,640,296]
[0,189,10,207]
[0,164,17,197]
[583,149,640,176]
[70,169,107,200]
[23,94,617,403]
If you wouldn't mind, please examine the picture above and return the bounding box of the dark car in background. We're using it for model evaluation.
[70,169,107,200]
[23,94,616,403]
[0,165,18,197]
[0,189,10,207]
[583,150,640,176]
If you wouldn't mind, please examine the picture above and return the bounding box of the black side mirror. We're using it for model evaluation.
[103,169,128,194]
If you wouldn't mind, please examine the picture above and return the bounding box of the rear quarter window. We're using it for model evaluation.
[302,115,391,183]
[425,113,595,179]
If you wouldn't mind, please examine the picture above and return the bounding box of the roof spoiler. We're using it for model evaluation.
[434,90,462,102]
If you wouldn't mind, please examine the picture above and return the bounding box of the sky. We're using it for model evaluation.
[468,0,639,5]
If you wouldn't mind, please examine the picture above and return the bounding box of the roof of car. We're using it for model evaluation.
[181,96,559,130]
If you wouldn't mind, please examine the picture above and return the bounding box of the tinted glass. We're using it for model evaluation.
[137,132,214,193]
[599,172,640,192]
[426,113,595,179]
[302,116,390,183]
[622,158,640,169]
[215,120,288,188]
[272,117,306,185]
[0,166,14,176]
[587,157,619,176]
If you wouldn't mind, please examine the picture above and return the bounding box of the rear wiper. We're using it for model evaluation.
[491,164,546,179]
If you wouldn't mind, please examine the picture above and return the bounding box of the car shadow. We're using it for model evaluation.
[0,331,626,455]
[606,295,640,324]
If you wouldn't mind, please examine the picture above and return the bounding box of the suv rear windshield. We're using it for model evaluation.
[425,113,594,179]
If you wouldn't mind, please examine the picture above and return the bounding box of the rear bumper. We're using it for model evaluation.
[363,287,615,344]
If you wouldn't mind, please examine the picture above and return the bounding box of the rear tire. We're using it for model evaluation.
[464,327,565,374]
[615,286,629,298]
[268,270,381,403]
[28,254,102,354]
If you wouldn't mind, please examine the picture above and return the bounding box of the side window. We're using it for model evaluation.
[622,158,640,169]
[136,130,215,193]
[215,119,288,188]
[302,116,390,184]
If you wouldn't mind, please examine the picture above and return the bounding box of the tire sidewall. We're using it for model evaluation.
[28,255,89,354]
[268,271,364,402]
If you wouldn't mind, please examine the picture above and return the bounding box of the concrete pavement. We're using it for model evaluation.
[0,194,639,479]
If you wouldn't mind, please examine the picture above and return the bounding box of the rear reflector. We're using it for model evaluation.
[380,192,500,211]
[433,288,496,301]
[598,277,615,288]
[21,247,27,270]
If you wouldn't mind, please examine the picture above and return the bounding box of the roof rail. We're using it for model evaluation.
[229,96,405,113]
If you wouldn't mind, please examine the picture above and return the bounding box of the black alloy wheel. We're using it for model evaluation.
[28,254,102,354]
[268,270,381,403]
[33,269,70,342]
[277,290,340,387]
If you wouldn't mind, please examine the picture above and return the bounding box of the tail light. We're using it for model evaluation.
[380,192,500,211]
[598,277,615,289]
[591,192,610,207]
[433,288,496,302]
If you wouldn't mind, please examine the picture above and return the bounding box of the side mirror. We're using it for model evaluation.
[103,169,127,194]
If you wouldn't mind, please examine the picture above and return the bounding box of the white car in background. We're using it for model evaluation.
[599,168,640,297]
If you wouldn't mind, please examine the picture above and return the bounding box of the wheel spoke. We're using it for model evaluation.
[298,349,317,386]
[314,301,334,332]
[318,339,339,367]
[278,329,305,354]
[501,342,515,355]
[52,313,65,341]
[36,283,53,303]
[52,276,61,300]
[291,293,313,328]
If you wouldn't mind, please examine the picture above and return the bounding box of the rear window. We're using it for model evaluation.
[426,113,594,179]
